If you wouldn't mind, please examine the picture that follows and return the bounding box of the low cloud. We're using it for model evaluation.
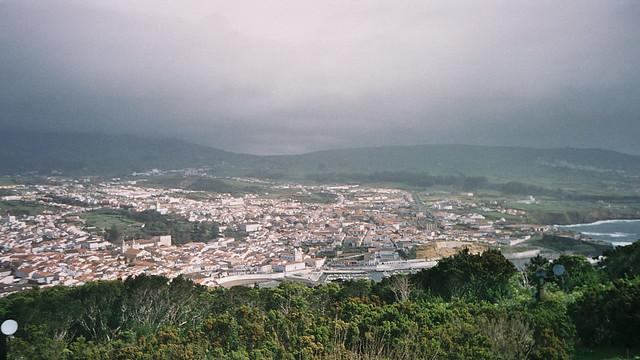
[1,0,639,154]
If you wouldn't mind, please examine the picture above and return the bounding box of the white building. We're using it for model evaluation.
[272,261,306,273]
[241,223,261,232]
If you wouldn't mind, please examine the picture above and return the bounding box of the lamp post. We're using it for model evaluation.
[0,319,18,360]
[534,268,546,301]
[552,264,567,292]
[534,264,566,302]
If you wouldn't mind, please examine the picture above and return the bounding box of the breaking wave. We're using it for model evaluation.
[559,219,640,228]
[581,232,634,238]
[556,219,640,244]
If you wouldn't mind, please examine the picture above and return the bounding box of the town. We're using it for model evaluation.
[0,170,585,295]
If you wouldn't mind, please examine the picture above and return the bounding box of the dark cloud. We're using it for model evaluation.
[1,0,639,154]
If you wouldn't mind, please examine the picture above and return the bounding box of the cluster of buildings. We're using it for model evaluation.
[0,174,553,294]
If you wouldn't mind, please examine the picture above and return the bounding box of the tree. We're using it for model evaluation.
[524,255,550,287]
[550,255,602,291]
[479,314,534,360]
[526,255,602,292]
[0,255,586,360]
[599,241,640,280]
[526,299,576,360]
[388,275,412,302]
[412,249,517,302]
[106,224,122,242]
[569,278,640,347]
[192,222,220,243]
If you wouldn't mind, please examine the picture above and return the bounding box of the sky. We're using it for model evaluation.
[1,0,639,155]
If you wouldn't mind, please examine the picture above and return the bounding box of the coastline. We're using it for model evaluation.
[557,219,640,228]
[555,219,640,246]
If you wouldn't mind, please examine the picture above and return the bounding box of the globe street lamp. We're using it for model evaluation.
[535,268,546,301]
[0,319,18,360]
[535,264,567,302]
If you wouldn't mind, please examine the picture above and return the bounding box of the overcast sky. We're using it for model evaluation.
[1,0,639,154]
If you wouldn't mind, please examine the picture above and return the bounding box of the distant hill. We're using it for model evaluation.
[260,145,640,186]
[0,131,256,175]
[2,132,640,192]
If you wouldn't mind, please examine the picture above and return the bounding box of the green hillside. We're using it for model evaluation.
[0,132,256,176]
[259,145,640,191]
[2,132,640,195]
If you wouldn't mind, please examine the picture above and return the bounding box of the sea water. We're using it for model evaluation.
[556,219,640,246]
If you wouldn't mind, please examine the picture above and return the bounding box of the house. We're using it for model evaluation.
[80,240,111,250]
[123,248,152,264]
[14,267,37,280]
[122,235,171,252]
[241,223,261,232]
[272,261,306,273]
[304,257,325,269]
[31,272,57,285]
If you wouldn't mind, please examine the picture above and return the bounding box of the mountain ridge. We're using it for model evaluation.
[2,132,640,188]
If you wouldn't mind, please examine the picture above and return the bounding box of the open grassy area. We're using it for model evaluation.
[480,210,524,223]
[0,200,57,216]
[517,235,612,257]
[81,211,144,237]
[511,198,640,225]
[143,175,265,195]
[81,208,219,244]
[289,191,338,204]
[0,176,18,186]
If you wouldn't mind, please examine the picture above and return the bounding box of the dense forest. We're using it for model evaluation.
[1,244,639,359]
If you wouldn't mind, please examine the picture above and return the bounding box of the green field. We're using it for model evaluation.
[466,190,640,226]
[0,200,57,216]
[0,177,17,186]
[81,208,219,244]
[81,211,144,237]
[288,191,338,204]
[513,235,613,257]
[506,197,640,225]
[481,210,524,222]
[143,175,265,195]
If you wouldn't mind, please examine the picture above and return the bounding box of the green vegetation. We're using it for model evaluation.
[0,176,18,185]
[305,171,491,190]
[412,249,517,302]
[82,210,144,239]
[301,173,640,227]
[5,132,640,196]
[289,192,338,204]
[0,131,252,176]
[82,209,218,245]
[5,132,640,226]
[261,145,640,195]
[144,176,264,195]
[569,278,640,348]
[506,197,640,225]
[482,211,525,223]
[524,255,604,292]
[2,244,640,359]
[222,226,248,242]
[0,200,56,216]
[574,347,640,360]
[523,235,612,257]
[599,241,640,280]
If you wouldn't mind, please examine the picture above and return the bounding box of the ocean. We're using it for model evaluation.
[556,219,640,246]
